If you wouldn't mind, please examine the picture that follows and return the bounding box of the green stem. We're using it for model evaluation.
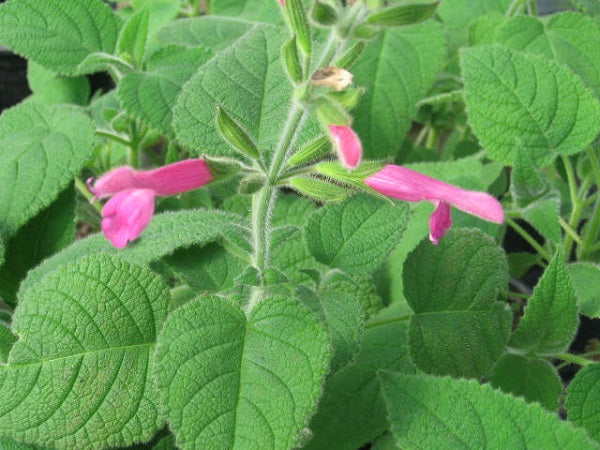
[559,216,582,245]
[95,129,132,147]
[364,313,412,329]
[580,148,600,258]
[553,352,595,367]
[74,178,102,213]
[563,155,583,258]
[425,126,437,150]
[505,216,552,262]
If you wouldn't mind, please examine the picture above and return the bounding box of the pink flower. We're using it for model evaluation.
[88,159,212,248]
[364,164,504,244]
[328,125,362,170]
[278,0,284,5]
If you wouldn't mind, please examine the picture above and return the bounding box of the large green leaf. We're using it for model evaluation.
[566,363,600,443]
[27,62,90,106]
[118,45,212,137]
[0,186,75,304]
[210,0,286,23]
[461,45,600,166]
[489,353,562,411]
[305,304,415,450]
[20,209,250,296]
[173,23,318,158]
[381,372,597,449]
[304,194,408,274]
[0,102,94,238]
[153,296,329,449]
[568,263,600,318]
[509,249,578,355]
[0,0,120,75]
[0,254,169,449]
[404,228,511,378]
[352,21,446,158]
[494,12,600,98]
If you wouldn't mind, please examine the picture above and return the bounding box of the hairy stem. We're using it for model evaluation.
[580,147,600,259]
[505,216,551,263]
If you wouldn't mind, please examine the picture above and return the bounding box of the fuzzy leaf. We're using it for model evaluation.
[117,8,149,67]
[381,372,597,449]
[118,46,212,136]
[0,325,16,364]
[461,45,600,166]
[153,296,329,449]
[569,263,600,318]
[0,255,169,449]
[566,363,600,443]
[509,249,578,355]
[0,0,120,75]
[0,102,94,238]
[489,353,562,411]
[305,304,415,450]
[304,194,408,274]
[495,12,600,98]
[404,228,511,378]
[27,62,90,106]
[20,210,250,296]
[352,21,446,158]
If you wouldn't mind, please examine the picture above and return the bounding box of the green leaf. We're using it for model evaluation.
[297,287,363,373]
[436,0,511,51]
[494,12,600,98]
[210,0,286,23]
[118,45,212,136]
[511,149,549,206]
[566,363,600,443]
[509,249,578,355]
[367,2,439,27]
[404,228,511,378]
[272,194,316,226]
[0,254,169,448]
[0,102,94,238]
[117,8,150,67]
[352,21,446,158]
[461,45,600,166]
[153,296,330,449]
[20,209,250,296]
[132,0,181,36]
[322,272,384,319]
[489,353,562,411]
[0,0,120,75]
[271,226,326,283]
[380,372,597,449]
[304,194,408,274]
[305,305,414,450]
[521,197,562,244]
[0,437,47,450]
[569,263,600,318]
[0,186,75,304]
[165,242,244,293]
[468,13,507,46]
[290,177,349,203]
[27,62,90,106]
[152,433,176,449]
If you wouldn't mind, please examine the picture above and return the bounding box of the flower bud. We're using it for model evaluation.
[284,0,311,56]
[288,135,331,165]
[311,66,353,91]
[215,105,260,159]
[290,176,348,202]
[335,42,365,69]
[281,36,303,83]
[310,1,338,26]
[367,1,439,27]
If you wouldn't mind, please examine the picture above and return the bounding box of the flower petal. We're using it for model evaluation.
[135,159,212,196]
[101,189,155,249]
[428,201,452,245]
[89,166,138,198]
[364,164,504,223]
[328,125,362,170]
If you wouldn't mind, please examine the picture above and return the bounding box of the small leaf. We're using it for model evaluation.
[489,353,562,411]
[511,150,549,205]
[290,176,348,202]
[304,194,408,274]
[568,263,600,318]
[0,102,94,238]
[118,45,212,136]
[352,22,446,158]
[566,363,600,443]
[0,0,120,75]
[281,36,303,83]
[216,105,261,159]
[461,45,600,166]
[367,2,439,27]
[154,296,330,449]
[510,249,579,355]
[305,304,415,450]
[117,8,150,67]
[27,62,90,106]
[0,254,169,448]
[380,372,596,449]
[521,197,562,244]
[321,271,385,319]
[404,228,511,378]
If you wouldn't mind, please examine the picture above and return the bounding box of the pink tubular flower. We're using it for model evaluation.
[88,159,212,248]
[364,165,504,244]
[328,125,362,170]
